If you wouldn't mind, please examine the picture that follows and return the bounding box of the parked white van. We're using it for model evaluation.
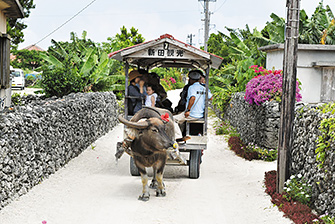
[11,68,25,90]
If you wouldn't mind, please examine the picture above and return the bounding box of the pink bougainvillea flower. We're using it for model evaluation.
[42,221,47,224]
[245,70,302,105]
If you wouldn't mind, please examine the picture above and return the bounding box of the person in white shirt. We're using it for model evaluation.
[145,85,158,107]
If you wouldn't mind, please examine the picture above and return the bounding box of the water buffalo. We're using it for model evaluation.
[118,107,177,201]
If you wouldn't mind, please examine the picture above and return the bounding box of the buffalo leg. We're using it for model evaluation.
[155,172,166,197]
[136,164,150,201]
[149,168,158,189]
[154,159,166,197]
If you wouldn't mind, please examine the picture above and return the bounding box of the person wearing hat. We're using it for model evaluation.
[127,70,145,115]
[174,69,213,135]
[116,70,146,160]
[174,70,200,114]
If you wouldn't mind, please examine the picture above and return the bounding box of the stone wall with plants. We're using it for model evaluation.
[222,92,280,149]
[220,92,335,217]
[291,103,335,217]
[0,92,119,209]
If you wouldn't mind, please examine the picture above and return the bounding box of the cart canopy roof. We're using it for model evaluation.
[108,34,223,70]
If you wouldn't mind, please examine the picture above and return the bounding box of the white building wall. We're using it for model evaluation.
[297,67,322,103]
[266,51,283,70]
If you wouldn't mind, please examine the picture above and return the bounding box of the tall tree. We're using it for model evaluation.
[259,1,335,45]
[207,32,230,64]
[101,26,145,53]
[10,49,43,70]
[100,26,145,91]
[7,0,35,50]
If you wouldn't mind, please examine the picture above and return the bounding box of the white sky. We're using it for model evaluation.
[18,0,335,50]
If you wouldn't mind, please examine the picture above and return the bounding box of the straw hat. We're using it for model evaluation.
[129,70,142,82]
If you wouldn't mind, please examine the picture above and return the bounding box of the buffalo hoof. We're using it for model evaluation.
[149,180,158,189]
[138,193,150,201]
[156,189,166,197]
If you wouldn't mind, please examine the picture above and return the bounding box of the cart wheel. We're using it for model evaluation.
[130,157,140,176]
[189,150,201,179]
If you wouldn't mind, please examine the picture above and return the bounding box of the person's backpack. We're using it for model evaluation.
[174,84,190,113]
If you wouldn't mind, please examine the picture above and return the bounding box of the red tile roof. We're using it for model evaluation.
[23,44,45,51]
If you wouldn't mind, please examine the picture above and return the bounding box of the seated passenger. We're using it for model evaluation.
[147,72,173,113]
[144,85,158,107]
[148,72,167,100]
[174,72,199,114]
[137,76,147,96]
[127,70,145,115]
[174,70,213,134]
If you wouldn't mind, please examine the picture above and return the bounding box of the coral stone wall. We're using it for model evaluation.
[0,92,119,209]
[291,105,335,216]
[223,92,280,149]
[219,92,335,216]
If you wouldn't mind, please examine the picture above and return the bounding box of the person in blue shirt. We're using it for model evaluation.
[174,72,199,114]
[174,70,212,136]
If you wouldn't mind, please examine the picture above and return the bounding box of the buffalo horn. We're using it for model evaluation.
[118,115,149,129]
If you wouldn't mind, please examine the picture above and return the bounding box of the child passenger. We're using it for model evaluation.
[145,85,157,107]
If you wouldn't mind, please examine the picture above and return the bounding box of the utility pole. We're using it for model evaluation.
[187,34,195,46]
[204,0,210,51]
[277,0,300,193]
[199,0,216,51]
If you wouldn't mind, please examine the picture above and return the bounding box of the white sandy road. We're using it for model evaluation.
[0,90,291,224]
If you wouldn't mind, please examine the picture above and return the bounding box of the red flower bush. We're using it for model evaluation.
[227,136,259,161]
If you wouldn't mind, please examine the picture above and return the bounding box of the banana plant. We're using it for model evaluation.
[40,31,123,95]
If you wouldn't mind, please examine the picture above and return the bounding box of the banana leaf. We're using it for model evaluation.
[40,52,64,68]
[80,48,96,75]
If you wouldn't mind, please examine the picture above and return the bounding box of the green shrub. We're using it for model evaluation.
[313,214,335,224]
[318,102,335,114]
[283,174,312,206]
[214,120,238,136]
[315,117,335,169]
[246,142,277,161]
[11,93,22,106]
[40,65,86,98]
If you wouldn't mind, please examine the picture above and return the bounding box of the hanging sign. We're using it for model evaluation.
[146,42,184,58]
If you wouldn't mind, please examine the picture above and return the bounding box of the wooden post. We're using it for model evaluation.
[277,0,300,193]
[124,61,129,118]
[204,67,210,135]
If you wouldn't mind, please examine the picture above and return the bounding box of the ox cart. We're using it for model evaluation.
[110,34,223,179]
